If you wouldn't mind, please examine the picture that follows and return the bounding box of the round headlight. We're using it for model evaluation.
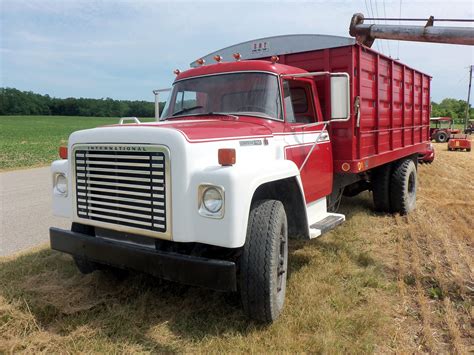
[203,187,223,213]
[56,173,67,194]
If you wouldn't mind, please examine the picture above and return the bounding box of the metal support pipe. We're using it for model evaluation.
[152,88,171,121]
[153,91,160,121]
[350,13,474,47]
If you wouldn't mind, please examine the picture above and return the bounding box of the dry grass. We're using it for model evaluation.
[0,143,472,353]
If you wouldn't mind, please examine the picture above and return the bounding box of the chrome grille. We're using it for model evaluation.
[73,145,169,236]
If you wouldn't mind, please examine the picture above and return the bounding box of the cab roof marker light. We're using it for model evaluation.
[233,53,242,61]
[196,58,205,65]
[173,69,181,75]
[213,55,223,63]
[271,55,279,64]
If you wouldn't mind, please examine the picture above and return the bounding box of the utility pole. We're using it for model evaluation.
[465,65,473,132]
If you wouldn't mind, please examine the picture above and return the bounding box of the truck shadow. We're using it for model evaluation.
[0,194,380,349]
[337,192,375,219]
[0,244,312,349]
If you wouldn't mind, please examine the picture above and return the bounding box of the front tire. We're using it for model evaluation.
[435,131,448,143]
[240,199,288,323]
[390,159,417,215]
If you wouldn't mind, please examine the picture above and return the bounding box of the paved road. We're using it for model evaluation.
[0,167,69,257]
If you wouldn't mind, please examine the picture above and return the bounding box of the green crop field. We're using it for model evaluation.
[0,116,155,170]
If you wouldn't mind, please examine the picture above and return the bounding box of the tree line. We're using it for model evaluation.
[431,98,473,124]
[0,87,165,117]
[0,87,472,121]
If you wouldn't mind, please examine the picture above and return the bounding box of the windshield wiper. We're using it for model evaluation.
[167,111,239,120]
[208,112,239,119]
[172,105,203,116]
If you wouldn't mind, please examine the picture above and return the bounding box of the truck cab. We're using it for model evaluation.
[50,35,429,323]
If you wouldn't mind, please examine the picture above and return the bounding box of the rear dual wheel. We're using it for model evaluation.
[372,158,417,215]
[390,159,417,215]
[372,164,392,212]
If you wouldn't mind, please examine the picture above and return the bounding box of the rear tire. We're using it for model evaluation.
[390,159,417,215]
[435,131,448,143]
[240,199,288,323]
[372,164,392,212]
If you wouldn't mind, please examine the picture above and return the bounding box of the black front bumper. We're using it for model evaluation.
[50,227,237,291]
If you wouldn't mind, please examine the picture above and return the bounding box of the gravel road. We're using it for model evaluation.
[0,167,69,257]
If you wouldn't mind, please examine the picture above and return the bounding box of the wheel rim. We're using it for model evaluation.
[277,223,287,294]
[408,171,416,195]
[407,170,417,210]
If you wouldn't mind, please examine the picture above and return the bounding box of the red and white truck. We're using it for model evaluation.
[50,35,431,322]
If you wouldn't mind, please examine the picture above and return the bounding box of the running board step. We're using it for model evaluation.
[309,214,345,239]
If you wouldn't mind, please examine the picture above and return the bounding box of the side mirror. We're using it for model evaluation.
[152,88,171,121]
[330,74,350,121]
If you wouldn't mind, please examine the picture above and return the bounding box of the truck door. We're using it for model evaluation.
[282,78,333,203]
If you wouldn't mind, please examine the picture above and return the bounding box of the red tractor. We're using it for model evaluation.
[430,117,461,143]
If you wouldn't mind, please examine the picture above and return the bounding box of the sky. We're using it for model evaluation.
[1,0,473,103]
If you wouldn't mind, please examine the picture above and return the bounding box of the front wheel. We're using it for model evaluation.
[240,199,288,323]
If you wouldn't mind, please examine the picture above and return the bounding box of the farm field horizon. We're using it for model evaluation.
[1,115,470,172]
[0,115,156,171]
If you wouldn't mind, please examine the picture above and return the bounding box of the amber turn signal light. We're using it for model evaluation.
[218,148,236,166]
[59,146,68,159]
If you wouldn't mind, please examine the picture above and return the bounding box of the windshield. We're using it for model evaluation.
[161,72,282,120]
[431,119,452,128]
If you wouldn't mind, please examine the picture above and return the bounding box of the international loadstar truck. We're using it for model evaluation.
[50,35,431,322]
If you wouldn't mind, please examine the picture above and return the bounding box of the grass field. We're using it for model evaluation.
[0,116,155,170]
[0,143,472,353]
[0,115,469,171]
